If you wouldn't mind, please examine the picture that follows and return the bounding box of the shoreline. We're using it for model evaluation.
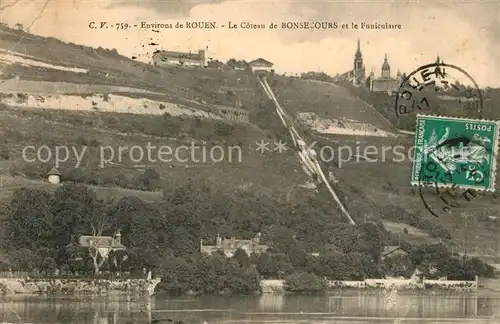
[260,277,479,294]
[0,277,161,296]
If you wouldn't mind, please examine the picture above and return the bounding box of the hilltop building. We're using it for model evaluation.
[151,47,208,67]
[368,54,403,94]
[335,39,404,94]
[353,39,366,86]
[200,233,268,257]
[334,39,366,85]
[248,58,274,74]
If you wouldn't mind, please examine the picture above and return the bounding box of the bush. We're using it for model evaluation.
[133,168,160,191]
[214,121,234,137]
[0,146,10,160]
[64,168,86,183]
[284,272,327,293]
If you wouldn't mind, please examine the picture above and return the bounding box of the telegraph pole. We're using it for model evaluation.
[462,212,471,265]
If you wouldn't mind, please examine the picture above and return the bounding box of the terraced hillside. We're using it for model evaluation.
[0,25,499,265]
[269,78,398,134]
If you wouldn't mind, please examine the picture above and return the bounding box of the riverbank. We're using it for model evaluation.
[0,277,161,296]
[1,293,495,323]
[260,277,479,294]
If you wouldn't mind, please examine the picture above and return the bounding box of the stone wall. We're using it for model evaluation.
[0,277,161,295]
[259,278,478,294]
[260,279,284,294]
[0,92,221,119]
[370,78,400,93]
[211,104,249,123]
[0,79,162,95]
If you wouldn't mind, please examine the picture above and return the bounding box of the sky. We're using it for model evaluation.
[1,0,499,87]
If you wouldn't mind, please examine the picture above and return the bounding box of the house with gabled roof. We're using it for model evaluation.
[78,230,126,259]
[248,58,274,74]
[381,245,407,260]
[151,48,207,67]
[200,233,268,257]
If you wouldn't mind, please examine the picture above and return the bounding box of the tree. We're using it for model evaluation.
[5,188,54,249]
[134,168,160,191]
[207,59,224,69]
[51,184,117,275]
[226,58,237,68]
[233,248,250,268]
[51,183,102,248]
[85,209,112,275]
[284,271,326,293]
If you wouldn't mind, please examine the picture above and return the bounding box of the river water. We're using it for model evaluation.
[1,291,500,324]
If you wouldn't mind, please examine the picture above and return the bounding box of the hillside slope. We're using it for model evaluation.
[0,26,499,265]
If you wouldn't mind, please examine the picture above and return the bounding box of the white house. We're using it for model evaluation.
[200,233,268,257]
[151,47,208,67]
[248,58,274,74]
[47,167,61,184]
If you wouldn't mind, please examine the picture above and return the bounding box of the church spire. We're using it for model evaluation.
[382,53,390,70]
[381,53,391,79]
[355,38,362,58]
[353,38,365,86]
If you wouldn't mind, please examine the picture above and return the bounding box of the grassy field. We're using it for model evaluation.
[269,77,398,134]
[1,25,499,263]
[0,104,307,200]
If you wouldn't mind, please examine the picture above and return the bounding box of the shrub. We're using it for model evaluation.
[284,272,327,293]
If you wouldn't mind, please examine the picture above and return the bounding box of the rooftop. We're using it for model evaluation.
[249,58,273,66]
[152,50,204,61]
[47,167,61,176]
[78,235,126,250]
[382,245,406,257]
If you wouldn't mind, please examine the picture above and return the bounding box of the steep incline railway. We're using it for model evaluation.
[258,76,357,225]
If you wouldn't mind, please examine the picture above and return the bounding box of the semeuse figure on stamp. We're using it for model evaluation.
[423,127,491,178]
[412,115,498,192]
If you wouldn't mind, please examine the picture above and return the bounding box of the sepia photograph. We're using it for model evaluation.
[0,0,499,323]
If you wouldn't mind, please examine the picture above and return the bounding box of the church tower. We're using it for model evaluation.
[434,55,445,78]
[381,53,391,79]
[353,39,365,86]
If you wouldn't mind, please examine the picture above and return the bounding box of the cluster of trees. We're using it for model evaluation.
[0,181,494,295]
[300,72,334,83]
[205,58,250,70]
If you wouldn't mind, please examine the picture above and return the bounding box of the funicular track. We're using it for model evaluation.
[258,75,357,225]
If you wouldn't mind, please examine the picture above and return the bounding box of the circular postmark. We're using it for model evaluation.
[394,62,484,120]
[417,136,493,217]
[418,161,483,217]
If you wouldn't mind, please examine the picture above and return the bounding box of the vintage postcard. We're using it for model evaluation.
[0,0,499,323]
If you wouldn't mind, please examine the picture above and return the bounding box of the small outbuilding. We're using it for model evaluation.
[47,167,61,184]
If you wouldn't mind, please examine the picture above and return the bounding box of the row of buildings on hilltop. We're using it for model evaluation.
[151,47,274,73]
[151,48,209,67]
[151,47,274,124]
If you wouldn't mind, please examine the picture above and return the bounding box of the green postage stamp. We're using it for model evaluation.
[412,115,499,191]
